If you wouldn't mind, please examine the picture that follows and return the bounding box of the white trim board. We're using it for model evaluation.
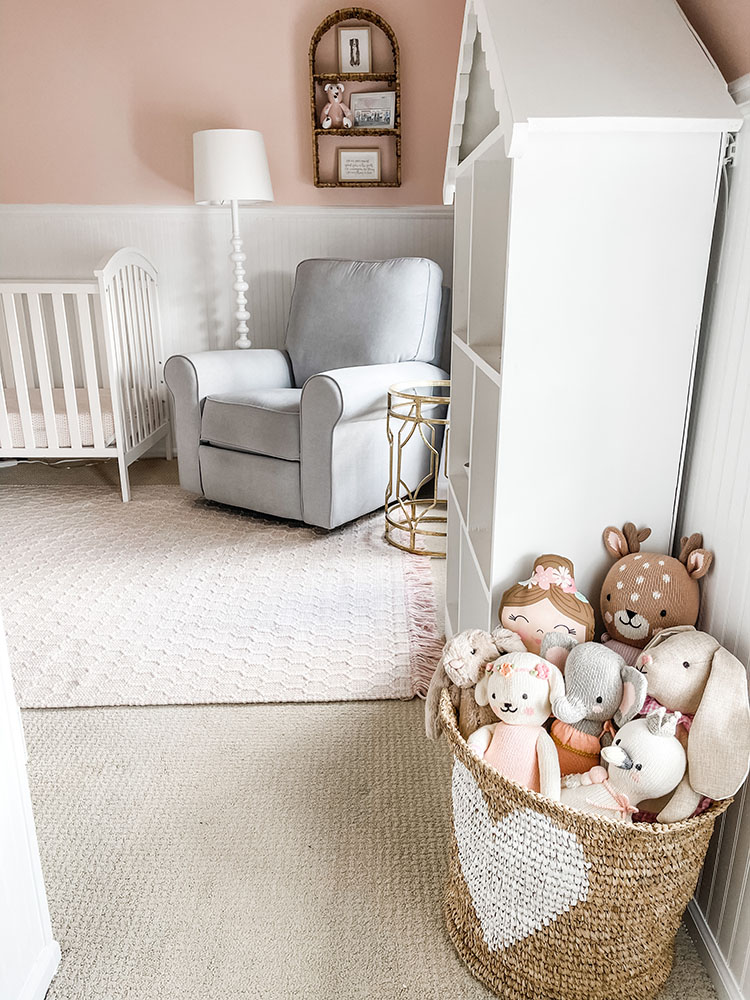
[0,203,453,219]
[685,902,744,1000]
[729,73,750,108]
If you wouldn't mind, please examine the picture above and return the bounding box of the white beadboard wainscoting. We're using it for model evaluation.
[679,77,750,1000]
[0,205,454,359]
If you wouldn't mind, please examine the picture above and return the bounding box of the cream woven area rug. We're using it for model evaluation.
[0,486,442,708]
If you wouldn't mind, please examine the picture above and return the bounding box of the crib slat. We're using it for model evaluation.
[112,273,135,450]
[51,294,82,449]
[1,293,36,448]
[27,293,59,450]
[0,380,13,449]
[124,265,148,442]
[144,276,166,427]
[76,293,105,449]
[131,266,156,436]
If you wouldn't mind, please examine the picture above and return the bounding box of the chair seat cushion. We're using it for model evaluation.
[201,388,302,461]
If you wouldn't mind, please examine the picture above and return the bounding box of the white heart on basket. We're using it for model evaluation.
[452,761,590,951]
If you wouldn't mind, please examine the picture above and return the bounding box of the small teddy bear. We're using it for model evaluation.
[320,82,352,129]
[561,709,686,822]
[467,650,564,799]
[424,627,526,740]
[600,522,713,665]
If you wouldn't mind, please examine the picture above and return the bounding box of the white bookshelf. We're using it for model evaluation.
[443,0,742,638]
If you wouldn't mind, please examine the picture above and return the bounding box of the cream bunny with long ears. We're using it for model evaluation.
[636,626,750,822]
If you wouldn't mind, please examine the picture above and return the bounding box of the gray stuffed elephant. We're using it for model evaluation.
[424,626,527,740]
[540,633,648,776]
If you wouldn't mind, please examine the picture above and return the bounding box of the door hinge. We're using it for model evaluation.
[724,133,738,167]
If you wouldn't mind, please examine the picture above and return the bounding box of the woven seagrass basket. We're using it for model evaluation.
[439,690,729,1000]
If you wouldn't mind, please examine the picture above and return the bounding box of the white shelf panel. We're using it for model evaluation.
[468,367,500,590]
[454,337,502,385]
[458,522,492,632]
[446,487,461,635]
[468,155,511,357]
[452,172,472,342]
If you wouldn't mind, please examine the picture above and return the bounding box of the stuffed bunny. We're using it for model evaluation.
[467,650,564,799]
[599,523,713,665]
[541,633,648,776]
[561,708,686,822]
[424,627,526,740]
[634,625,750,822]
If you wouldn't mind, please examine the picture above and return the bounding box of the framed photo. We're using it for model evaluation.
[349,91,396,129]
[338,148,381,183]
[338,26,371,73]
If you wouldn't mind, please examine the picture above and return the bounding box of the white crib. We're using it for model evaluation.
[0,248,171,501]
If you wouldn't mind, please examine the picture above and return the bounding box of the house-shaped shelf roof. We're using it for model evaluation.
[444,0,742,203]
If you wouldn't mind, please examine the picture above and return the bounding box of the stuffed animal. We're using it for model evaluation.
[467,651,564,799]
[600,522,713,665]
[498,554,595,654]
[540,633,648,776]
[634,626,750,822]
[561,708,686,823]
[320,83,352,129]
[424,627,526,740]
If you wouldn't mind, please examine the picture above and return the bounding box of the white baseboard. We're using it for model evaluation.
[684,900,745,1000]
[17,941,61,1000]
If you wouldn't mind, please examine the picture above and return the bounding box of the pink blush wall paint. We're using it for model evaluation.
[0,0,464,206]
[677,0,750,82]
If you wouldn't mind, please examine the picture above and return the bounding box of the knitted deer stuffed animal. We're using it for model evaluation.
[467,651,564,799]
[600,523,713,665]
[561,709,686,823]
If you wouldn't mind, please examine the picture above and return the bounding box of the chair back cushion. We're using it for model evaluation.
[285,258,444,386]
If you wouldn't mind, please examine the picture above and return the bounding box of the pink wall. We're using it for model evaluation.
[2,1,747,206]
[0,0,464,206]
[677,0,750,82]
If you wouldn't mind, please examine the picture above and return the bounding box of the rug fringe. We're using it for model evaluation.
[403,557,446,699]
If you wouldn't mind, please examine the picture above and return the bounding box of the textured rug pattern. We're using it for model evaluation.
[24,700,716,1000]
[0,486,440,707]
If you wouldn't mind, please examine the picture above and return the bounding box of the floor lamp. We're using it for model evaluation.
[193,129,274,349]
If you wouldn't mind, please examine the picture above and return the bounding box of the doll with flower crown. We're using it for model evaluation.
[499,554,595,653]
[498,555,598,773]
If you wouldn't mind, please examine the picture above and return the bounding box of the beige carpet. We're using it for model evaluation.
[0,484,442,707]
[24,699,716,1000]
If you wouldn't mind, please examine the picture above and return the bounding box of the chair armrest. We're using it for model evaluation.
[164,349,293,493]
[299,361,448,528]
[300,361,448,425]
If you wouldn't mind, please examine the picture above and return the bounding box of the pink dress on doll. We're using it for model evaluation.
[482,723,541,792]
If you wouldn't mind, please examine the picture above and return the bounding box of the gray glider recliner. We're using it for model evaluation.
[165,257,449,529]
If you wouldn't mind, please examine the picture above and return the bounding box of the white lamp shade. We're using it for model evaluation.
[193,129,274,205]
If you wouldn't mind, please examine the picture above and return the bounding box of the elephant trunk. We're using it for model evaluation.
[551,695,587,725]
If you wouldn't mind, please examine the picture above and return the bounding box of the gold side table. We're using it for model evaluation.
[385,380,450,557]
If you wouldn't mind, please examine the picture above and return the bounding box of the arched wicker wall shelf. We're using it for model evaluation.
[309,8,401,188]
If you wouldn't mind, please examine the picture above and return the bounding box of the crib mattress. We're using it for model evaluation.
[2,387,116,449]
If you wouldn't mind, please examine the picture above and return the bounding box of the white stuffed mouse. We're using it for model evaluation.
[561,708,686,823]
[467,650,564,800]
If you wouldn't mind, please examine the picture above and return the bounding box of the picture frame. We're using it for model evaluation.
[349,91,396,129]
[338,26,372,74]
[338,148,381,183]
